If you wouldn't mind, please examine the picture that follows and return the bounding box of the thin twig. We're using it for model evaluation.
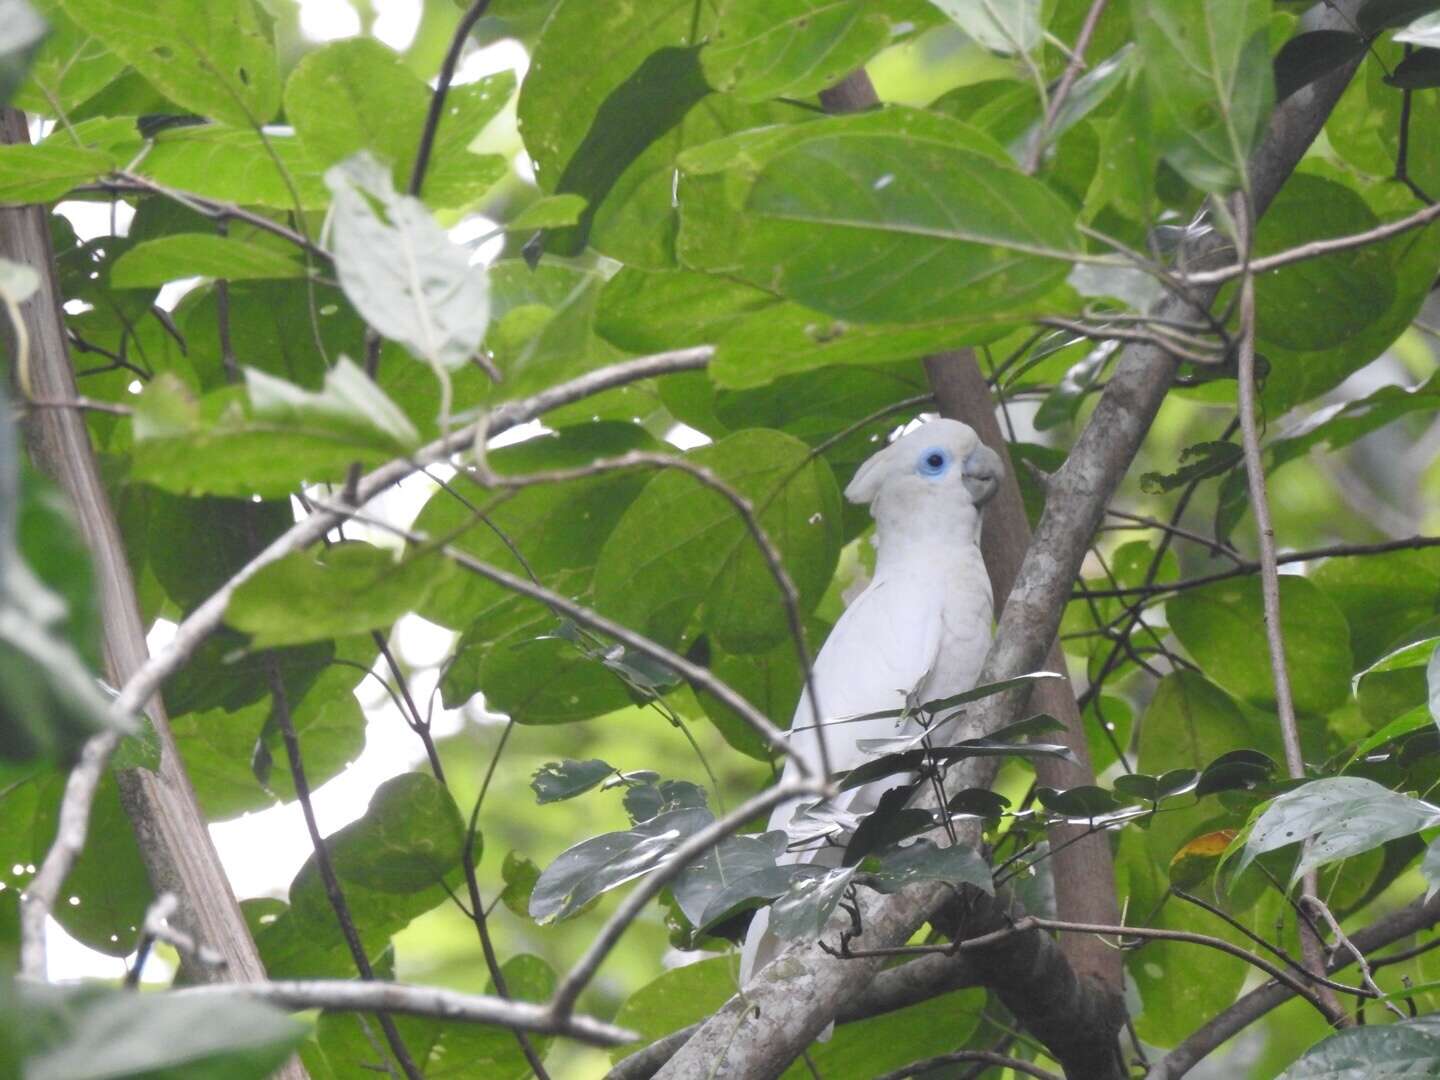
[1184,198,1440,286]
[1102,508,1243,562]
[835,914,1341,1020]
[408,0,493,196]
[92,173,330,260]
[266,660,424,1079]
[171,980,637,1044]
[1173,890,1368,997]
[18,396,133,416]
[372,631,552,1078]
[1074,535,1440,600]
[1024,0,1111,174]
[1302,894,1405,1019]
[1233,195,1344,1023]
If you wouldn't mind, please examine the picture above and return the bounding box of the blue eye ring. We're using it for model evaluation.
[917,447,951,477]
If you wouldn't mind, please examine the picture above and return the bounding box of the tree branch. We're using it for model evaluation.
[607,952,982,1080]
[170,980,638,1046]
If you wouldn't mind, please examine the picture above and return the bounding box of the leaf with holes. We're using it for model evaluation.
[1233,777,1440,885]
[55,0,279,127]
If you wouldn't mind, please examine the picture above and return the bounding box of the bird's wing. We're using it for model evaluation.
[785,574,947,777]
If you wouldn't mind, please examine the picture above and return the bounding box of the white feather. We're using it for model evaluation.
[739,419,998,987]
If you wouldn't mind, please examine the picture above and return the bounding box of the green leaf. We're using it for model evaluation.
[1235,777,1440,885]
[411,420,656,633]
[110,234,306,286]
[929,0,1042,54]
[1196,748,1278,796]
[0,141,114,203]
[174,652,368,820]
[1138,671,1254,774]
[1313,545,1440,670]
[11,0,125,118]
[1360,0,1440,33]
[226,542,457,649]
[609,957,738,1063]
[530,758,615,803]
[491,269,620,398]
[139,124,330,209]
[507,192,587,230]
[702,0,893,102]
[1037,784,1127,819]
[310,953,555,1079]
[529,806,714,924]
[1275,1014,1440,1078]
[672,830,786,927]
[520,0,806,266]
[1114,769,1200,803]
[129,362,419,498]
[0,0,44,107]
[597,266,1030,389]
[1168,577,1353,716]
[245,359,419,454]
[14,981,308,1079]
[1386,47,1440,88]
[1,469,119,763]
[840,737,1077,791]
[1251,174,1396,353]
[283,38,511,209]
[691,116,1079,323]
[55,0,280,127]
[1139,440,1241,494]
[1395,10,1440,45]
[769,864,855,939]
[857,837,993,894]
[1134,0,1274,191]
[31,771,152,955]
[260,772,465,977]
[499,851,541,918]
[326,154,490,374]
[442,627,635,723]
[594,428,842,654]
[699,622,824,760]
[595,267,779,355]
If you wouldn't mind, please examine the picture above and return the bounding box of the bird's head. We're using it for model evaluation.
[843,419,1002,526]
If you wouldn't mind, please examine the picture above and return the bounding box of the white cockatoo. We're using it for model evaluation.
[739,418,1001,986]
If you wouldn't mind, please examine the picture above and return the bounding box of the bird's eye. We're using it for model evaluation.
[917,448,950,476]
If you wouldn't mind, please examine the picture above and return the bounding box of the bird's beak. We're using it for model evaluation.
[962,444,1002,507]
